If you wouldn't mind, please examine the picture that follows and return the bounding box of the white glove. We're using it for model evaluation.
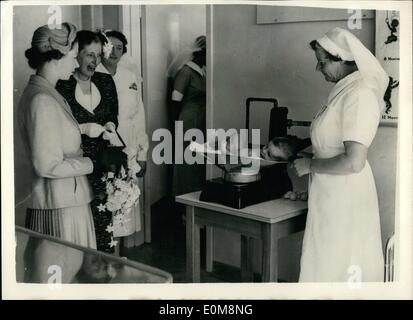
[102,130,116,141]
[79,123,105,138]
[104,122,116,133]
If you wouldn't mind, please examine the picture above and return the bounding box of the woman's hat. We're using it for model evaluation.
[31,22,77,55]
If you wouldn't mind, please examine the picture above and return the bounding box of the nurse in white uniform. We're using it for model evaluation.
[293,28,390,282]
[97,31,149,240]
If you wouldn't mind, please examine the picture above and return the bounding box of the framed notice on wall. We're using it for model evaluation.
[375,10,400,125]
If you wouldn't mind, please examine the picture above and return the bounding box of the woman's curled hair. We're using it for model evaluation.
[25,47,65,69]
[105,30,128,54]
[76,30,107,52]
[25,22,77,69]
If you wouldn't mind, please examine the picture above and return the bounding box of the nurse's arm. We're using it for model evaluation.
[310,141,368,175]
[170,67,190,119]
[171,90,184,109]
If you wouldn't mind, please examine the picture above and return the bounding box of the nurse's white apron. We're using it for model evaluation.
[299,71,384,282]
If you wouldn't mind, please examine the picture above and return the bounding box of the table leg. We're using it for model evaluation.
[262,224,277,282]
[206,226,214,272]
[186,205,200,282]
[241,235,254,282]
[262,219,300,282]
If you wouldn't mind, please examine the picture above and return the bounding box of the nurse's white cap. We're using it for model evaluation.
[316,27,389,111]
[317,27,355,61]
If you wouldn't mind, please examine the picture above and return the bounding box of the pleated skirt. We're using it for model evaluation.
[25,205,97,249]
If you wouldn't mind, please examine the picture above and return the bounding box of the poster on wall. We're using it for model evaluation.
[375,10,400,125]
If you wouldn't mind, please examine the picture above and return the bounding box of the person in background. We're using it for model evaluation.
[292,27,390,282]
[19,23,96,282]
[168,36,207,197]
[56,30,119,254]
[96,30,149,249]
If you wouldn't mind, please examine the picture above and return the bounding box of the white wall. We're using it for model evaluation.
[102,5,120,31]
[13,6,82,226]
[142,5,206,206]
[210,5,397,281]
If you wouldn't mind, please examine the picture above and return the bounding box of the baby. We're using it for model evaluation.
[260,137,298,162]
[207,134,299,162]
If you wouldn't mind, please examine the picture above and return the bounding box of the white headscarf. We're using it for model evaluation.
[167,35,206,78]
[317,27,389,111]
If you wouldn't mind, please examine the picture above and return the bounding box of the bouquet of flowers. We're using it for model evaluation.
[99,149,142,239]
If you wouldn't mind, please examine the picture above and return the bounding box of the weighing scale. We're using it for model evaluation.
[198,97,311,209]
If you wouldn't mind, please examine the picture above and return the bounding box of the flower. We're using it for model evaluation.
[106,224,114,233]
[106,183,115,195]
[106,199,122,212]
[113,190,128,203]
[109,237,118,248]
[97,203,106,212]
[100,152,141,239]
[102,38,113,59]
[114,179,126,189]
[119,166,127,179]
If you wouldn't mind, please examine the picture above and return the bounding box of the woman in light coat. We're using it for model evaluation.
[18,23,98,282]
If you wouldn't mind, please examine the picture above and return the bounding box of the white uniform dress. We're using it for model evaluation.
[299,71,384,282]
[97,64,149,237]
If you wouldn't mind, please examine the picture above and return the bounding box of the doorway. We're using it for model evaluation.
[85,4,207,244]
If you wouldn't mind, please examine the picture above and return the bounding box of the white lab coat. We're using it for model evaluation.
[299,71,384,282]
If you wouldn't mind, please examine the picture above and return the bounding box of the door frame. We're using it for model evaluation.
[206,5,214,180]
[120,5,152,244]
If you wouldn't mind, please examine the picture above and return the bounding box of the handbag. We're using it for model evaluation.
[95,129,128,177]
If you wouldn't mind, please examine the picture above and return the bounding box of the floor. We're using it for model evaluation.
[123,198,259,283]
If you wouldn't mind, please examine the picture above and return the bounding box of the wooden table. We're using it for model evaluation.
[176,191,308,283]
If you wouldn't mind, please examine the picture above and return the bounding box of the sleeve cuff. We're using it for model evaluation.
[342,135,370,148]
[79,123,86,135]
[85,157,94,174]
[172,90,184,102]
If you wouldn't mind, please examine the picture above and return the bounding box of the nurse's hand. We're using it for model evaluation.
[293,158,312,177]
